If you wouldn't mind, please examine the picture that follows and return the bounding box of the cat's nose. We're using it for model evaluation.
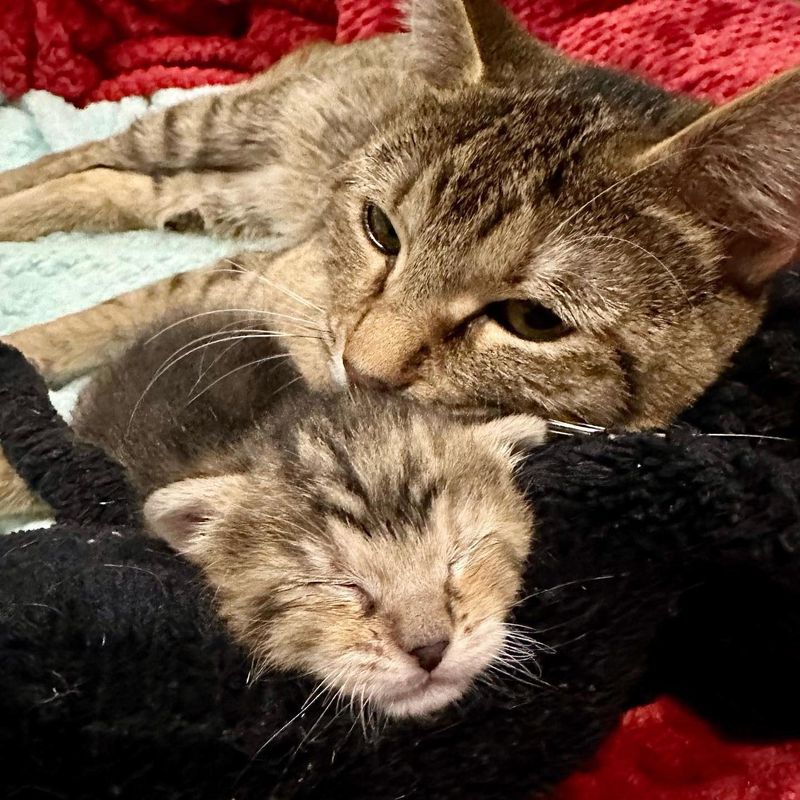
[410,639,449,672]
[342,356,391,391]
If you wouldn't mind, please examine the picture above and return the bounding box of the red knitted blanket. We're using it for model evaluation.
[2,1,800,798]
[2,0,800,105]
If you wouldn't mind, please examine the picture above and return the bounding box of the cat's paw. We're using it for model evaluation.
[0,454,48,518]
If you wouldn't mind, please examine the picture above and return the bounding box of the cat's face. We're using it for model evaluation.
[307,1,799,428]
[144,394,543,718]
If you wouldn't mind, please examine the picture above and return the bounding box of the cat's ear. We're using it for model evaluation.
[144,475,247,560]
[637,68,800,291]
[402,0,553,88]
[472,414,548,457]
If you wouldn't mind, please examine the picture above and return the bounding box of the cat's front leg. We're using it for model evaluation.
[1,257,271,386]
[0,169,281,242]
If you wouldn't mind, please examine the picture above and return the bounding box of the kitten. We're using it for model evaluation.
[2,1,800,435]
[72,312,546,719]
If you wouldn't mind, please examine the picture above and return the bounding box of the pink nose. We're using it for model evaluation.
[410,639,449,672]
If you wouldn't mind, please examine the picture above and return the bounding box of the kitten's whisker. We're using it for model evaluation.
[296,684,342,753]
[500,638,549,660]
[513,574,620,607]
[485,662,553,691]
[357,685,368,740]
[501,635,555,657]
[702,432,794,442]
[150,327,309,386]
[546,419,606,434]
[546,419,794,443]
[192,317,272,389]
[248,680,328,761]
[191,335,244,393]
[153,329,310,388]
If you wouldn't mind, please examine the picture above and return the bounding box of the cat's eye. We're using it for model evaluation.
[488,299,571,342]
[363,202,401,256]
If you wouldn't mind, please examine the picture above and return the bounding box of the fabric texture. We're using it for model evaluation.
[1,0,800,106]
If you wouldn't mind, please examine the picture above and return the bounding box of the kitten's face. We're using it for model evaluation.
[145,396,542,718]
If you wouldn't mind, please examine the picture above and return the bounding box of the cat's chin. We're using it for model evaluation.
[376,675,468,719]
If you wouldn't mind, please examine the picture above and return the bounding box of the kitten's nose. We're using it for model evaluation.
[410,639,449,672]
[342,356,391,391]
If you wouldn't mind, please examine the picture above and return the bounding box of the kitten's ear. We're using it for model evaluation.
[402,0,553,88]
[472,414,548,457]
[144,475,247,560]
[637,68,800,291]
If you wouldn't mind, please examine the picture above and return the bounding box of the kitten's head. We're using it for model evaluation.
[144,393,543,718]
[314,0,800,427]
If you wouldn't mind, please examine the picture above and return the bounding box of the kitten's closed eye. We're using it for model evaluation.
[327,581,377,614]
[488,299,571,342]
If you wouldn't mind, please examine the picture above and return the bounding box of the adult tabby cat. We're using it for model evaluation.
[1,0,799,430]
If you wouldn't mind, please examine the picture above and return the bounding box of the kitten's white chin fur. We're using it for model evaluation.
[374,624,506,718]
[378,675,468,719]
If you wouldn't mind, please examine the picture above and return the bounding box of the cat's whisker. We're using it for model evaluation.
[144,305,322,345]
[546,144,710,240]
[485,661,554,691]
[269,374,305,399]
[247,679,329,761]
[224,258,326,315]
[125,331,312,432]
[191,316,281,388]
[500,636,550,660]
[546,419,606,434]
[494,655,545,684]
[185,352,293,406]
[357,684,369,740]
[150,327,312,387]
[584,232,691,304]
[502,629,554,652]
[546,418,794,443]
[702,432,794,442]
[295,679,345,754]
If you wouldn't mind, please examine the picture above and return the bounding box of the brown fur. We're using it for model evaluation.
[3,0,800,515]
[69,312,544,718]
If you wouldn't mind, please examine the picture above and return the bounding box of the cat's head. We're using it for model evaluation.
[144,392,543,719]
[314,0,800,427]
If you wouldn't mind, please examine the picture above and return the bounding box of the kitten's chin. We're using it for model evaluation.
[377,676,469,719]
